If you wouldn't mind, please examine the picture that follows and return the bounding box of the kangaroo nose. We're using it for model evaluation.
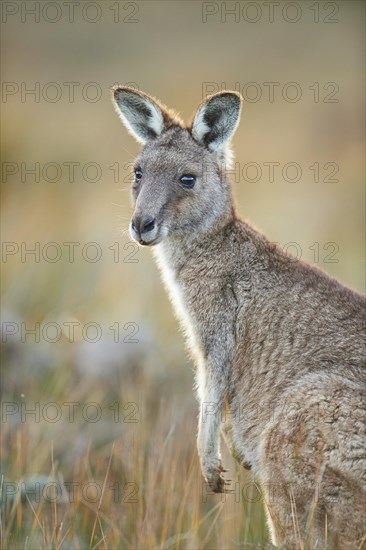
[132,215,155,234]
[142,216,155,233]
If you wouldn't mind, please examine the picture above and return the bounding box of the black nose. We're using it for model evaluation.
[132,215,155,234]
[142,215,155,233]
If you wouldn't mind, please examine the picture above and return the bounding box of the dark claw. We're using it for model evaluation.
[211,473,226,493]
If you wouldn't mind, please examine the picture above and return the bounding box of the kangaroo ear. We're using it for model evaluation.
[191,92,242,151]
[112,86,174,144]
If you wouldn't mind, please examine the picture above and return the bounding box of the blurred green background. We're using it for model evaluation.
[1,1,365,548]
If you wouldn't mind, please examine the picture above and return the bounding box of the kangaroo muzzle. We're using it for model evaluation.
[130,214,158,245]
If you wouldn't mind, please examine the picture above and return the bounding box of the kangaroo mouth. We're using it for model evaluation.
[134,230,163,247]
[138,236,161,247]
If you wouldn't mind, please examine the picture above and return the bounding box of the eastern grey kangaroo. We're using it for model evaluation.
[112,86,366,549]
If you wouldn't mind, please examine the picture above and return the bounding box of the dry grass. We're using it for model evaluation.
[1,352,268,549]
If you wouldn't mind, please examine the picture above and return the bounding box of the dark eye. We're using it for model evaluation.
[134,168,142,180]
[180,174,196,189]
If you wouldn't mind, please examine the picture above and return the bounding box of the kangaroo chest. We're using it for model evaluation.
[153,246,199,345]
[153,244,239,367]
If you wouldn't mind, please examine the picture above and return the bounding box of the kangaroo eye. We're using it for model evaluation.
[134,168,142,180]
[180,175,196,189]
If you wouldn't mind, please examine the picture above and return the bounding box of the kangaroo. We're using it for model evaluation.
[112,86,366,549]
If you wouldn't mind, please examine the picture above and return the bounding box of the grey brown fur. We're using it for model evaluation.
[112,86,366,549]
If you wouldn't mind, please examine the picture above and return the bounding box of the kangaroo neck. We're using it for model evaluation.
[156,208,236,272]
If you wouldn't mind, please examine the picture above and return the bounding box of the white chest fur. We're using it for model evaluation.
[153,244,189,324]
[152,244,191,331]
[153,244,206,400]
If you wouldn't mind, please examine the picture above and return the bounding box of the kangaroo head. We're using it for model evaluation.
[112,87,242,246]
